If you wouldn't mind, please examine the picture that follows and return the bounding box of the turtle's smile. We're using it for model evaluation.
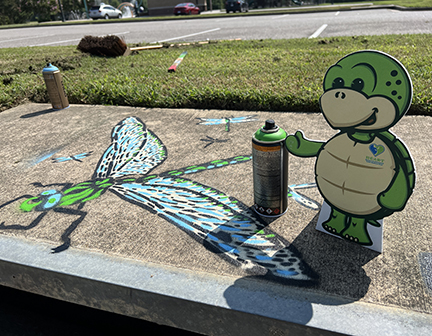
[359,107,378,126]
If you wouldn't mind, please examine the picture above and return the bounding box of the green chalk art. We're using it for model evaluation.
[0,117,319,284]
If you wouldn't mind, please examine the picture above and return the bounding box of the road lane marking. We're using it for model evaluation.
[107,31,130,36]
[30,38,82,46]
[29,32,130,46]
[335,11,340,16]
[151,28,221,43]
[309,24,328,39]
[0,35,55,44]
[272,14,290,19]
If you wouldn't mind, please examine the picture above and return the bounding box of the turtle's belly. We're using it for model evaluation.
[316,134,395,215]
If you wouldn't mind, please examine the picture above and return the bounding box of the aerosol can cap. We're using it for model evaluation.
[263,119,278,132]
[253,119,287,143]
[42,63,59,73]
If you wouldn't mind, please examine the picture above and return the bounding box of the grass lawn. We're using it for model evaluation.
[1,34,432,115]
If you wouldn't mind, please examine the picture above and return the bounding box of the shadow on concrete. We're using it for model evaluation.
[20,107,64,119]
[223,212,380,327]
[223,275,315,326]
[291,213,379,300]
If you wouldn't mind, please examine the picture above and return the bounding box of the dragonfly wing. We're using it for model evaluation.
[111,177,316,282]
[288,184,321,210]
[94,117,167,179]
[196,118,225,126]
[53,157,71,163]
[229,115,259,123]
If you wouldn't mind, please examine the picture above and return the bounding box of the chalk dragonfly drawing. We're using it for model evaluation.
[200,136,228,148]
[52,152,93,163]
[0,117,317,282]
[288,183,321,211]
[196,115,259,132]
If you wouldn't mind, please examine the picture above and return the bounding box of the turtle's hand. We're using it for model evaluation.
[378,167,410,211]
[285,130,324,157]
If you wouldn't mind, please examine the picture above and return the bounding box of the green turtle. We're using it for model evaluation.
[285,50,416,246]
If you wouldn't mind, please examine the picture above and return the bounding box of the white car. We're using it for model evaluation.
[89,3,123,20]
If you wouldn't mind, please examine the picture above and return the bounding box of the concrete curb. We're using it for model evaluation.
[1,234,431,336]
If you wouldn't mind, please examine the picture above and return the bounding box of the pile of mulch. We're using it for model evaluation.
[77,35,128,57]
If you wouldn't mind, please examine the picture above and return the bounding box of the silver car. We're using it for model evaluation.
[89,3,123,20]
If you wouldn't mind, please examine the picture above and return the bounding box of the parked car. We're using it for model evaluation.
[173,3,201,15]
[225,0,249,13]
[89,3,123,20]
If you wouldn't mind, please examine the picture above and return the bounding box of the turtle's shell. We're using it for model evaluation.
[316,134,395,215]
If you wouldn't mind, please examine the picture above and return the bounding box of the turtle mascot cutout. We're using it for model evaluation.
[285,50,415,252]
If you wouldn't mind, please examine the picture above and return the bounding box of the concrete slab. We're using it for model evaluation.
[0,103,431,335]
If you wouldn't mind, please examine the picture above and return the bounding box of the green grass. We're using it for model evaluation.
[372,0,432,7]
[1,34,432,115]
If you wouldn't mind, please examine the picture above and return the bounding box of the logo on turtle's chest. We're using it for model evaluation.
[365,144,385,166]
[369,143,385,157]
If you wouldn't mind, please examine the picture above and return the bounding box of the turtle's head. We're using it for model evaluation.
[20,189,62,212]
[319,50,412,132]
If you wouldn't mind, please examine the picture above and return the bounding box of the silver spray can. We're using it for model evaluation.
[42,63,69,110]
[252,119,288,217]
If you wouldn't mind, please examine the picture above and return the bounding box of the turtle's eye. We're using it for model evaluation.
[351,78,364,92]
[332,77,345,88]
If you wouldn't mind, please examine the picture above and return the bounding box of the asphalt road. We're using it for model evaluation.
[1,8,432,48]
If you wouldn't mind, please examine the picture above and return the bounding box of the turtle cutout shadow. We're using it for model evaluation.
[224,213,379,322]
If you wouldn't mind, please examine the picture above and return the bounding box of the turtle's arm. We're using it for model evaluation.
[285,130,324,157]
[378,131,415,211]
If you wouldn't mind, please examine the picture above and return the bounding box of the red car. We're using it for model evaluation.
[174,3,201,15]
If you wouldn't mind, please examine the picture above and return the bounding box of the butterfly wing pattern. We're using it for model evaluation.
[93,117,166,179]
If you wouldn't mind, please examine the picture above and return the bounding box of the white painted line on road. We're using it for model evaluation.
[335,11,340,16]
[215,18,238,22]
[309,24,328,39]
[152,28,221,43]
[272,14,290,19]
[29,38,82,46]
[29,32,131,47]
[0,35,55,44]
[108,31,130,36]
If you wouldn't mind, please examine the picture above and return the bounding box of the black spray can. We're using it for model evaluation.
[252,119,288,217]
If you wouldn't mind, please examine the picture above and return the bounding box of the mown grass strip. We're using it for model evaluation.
[1,35,431,115]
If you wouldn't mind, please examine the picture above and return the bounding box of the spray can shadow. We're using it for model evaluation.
[252,119,288,217]
[42,63,69,110]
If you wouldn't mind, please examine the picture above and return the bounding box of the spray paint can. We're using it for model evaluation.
[42,63,69,110]
[252,119,288,217]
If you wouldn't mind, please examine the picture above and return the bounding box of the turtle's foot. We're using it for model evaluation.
[340,217,372,245]
[322,208,347,235]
